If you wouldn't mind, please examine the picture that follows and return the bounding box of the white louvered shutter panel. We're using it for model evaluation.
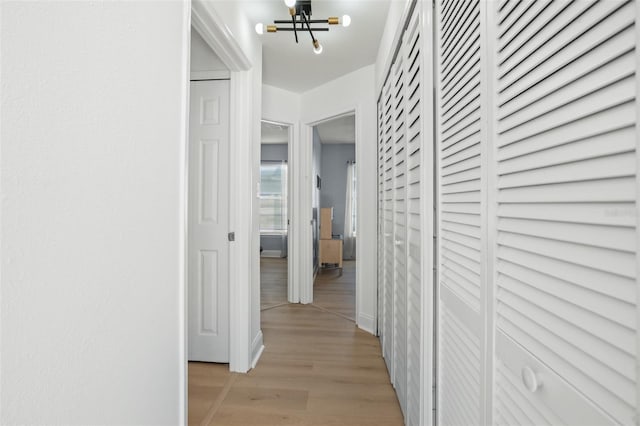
[404,7,423,426]
[492,0,637,424]
[382,75,395,377]
[392,53,408,417]
[377,97,385,340]
[436,0,484,424]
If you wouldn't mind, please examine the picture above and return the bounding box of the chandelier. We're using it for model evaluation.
[255,0,351,55]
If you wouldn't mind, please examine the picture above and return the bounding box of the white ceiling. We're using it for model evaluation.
[316,114,355,144]
[261,121,289,144]
[241,0,391,93]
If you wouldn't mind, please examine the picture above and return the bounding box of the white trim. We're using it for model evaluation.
[433,2,443,424]
[190,70,230,81]
[375,0,416,98]
[483,2,498,426]
[179,3,192,425]
[191,0,250,72]
[357,313,376,334]
[228,70,253,372]
[419,1,435,424]
[298,124,315,304]
[250,330,265,369]
[635,1,640,423]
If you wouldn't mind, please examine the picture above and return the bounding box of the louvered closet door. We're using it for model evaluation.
[404,7,424,426]
[436,0,484,424]
[493,0,637,424]
[392,54,408,417]
[382,76,395,376]
[377,99,385,338]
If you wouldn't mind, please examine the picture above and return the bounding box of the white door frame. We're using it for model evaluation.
[188,0,255,378]
[259,119,296,303]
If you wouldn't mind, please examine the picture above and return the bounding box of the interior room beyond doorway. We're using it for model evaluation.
[260,121,290,311]
[312,114,357,321]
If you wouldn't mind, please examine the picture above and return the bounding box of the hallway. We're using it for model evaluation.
[189,259,401,425]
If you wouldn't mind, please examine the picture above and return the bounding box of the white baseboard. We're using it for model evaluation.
[357,312,376,335]
[261,250,282,258]
[250,330,264,369]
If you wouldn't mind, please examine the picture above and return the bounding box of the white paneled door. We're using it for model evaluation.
[188,80,230,363]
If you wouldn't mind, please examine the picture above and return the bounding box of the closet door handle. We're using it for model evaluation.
[521,366,541,393]
[395,240,403,246]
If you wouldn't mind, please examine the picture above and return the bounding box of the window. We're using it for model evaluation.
[260,162,287,234]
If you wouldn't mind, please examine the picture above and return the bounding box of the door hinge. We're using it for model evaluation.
[228,232,235,242]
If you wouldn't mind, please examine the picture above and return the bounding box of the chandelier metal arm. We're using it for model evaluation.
[270,27,329,31]
[300,10,316,43]
[274,19,332,24]
[291,14,298,43]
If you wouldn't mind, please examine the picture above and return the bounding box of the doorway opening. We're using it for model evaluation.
[259,120,291,311]
[311,114,357,321]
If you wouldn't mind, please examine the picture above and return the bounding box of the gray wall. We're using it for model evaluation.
[320,144,355,237]
[261,143,288,162]
[260,143,288,256]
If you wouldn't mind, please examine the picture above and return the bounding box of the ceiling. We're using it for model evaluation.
[316,114,355,144]
[241,0,391,93]
[261,121,289,144]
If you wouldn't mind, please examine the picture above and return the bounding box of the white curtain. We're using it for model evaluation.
[344,162,356,259]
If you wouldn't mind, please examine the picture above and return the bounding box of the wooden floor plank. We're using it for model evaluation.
[260,257,288,310]
[188,257,402,425]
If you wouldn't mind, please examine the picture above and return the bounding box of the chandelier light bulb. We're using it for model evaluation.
[255,22,264,35]
[313,42,323,55]
[342,14,351,27]
[284,0,296,8]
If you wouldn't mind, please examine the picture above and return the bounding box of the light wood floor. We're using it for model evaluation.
[260,257,289,310]
[260,257,356,320]
[188,257,402,425]
[313,261,356,321]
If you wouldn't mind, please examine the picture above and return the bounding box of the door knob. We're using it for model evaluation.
[521,366,541,393]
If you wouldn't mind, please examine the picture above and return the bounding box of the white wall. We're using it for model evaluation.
[262,84,301,124]
[1,2,189,424]
[301,65,378,332]
[190,27,228,73]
